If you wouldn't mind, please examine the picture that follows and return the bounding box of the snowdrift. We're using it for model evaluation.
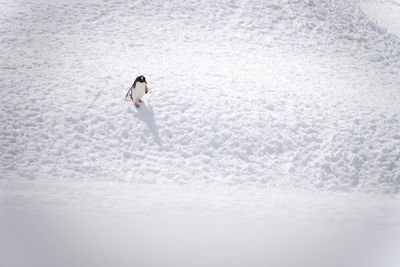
[1,1,400,267]
[1,0,400,193]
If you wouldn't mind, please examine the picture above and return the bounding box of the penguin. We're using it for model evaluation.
[125,75,148,107]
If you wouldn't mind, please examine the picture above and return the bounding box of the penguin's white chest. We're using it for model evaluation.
[133,82,146,98]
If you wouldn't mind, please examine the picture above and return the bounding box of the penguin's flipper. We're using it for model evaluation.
[145,85,148,94]
[125,87,133,99]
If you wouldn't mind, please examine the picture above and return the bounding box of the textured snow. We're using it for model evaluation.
[1,0,400,266]
[1,0,400,192]
[362,0,400,37]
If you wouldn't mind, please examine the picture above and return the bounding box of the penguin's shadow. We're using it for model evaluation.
[133,103,161,145]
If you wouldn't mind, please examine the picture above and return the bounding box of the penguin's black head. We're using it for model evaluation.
[135,75,147,84]
[133,75,147,88]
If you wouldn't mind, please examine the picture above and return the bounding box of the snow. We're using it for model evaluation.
[1,0,400,266]
[1,180,400,267]
[1,0,400,192]
[361,0,400,37]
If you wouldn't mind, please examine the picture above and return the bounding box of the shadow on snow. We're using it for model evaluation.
[134,103,161,146]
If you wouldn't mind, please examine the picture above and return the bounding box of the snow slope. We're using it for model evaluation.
[1,0,400,192]
[1,0,400,266]
[362,0,400,37]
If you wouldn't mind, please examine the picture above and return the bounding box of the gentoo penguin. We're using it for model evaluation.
[125,75,148,107]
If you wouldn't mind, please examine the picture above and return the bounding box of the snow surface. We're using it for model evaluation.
[362,0,400,37]
[1,0,400,266]
[1,0,400,192]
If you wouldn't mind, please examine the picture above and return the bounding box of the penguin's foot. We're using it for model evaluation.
[135,103,140,108]
[138,99,144,103]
